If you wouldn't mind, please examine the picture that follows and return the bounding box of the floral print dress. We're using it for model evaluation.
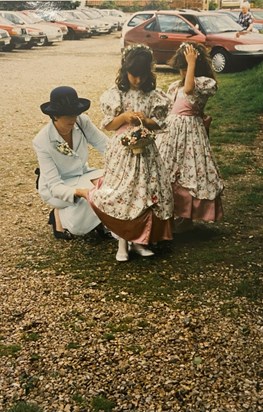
[89,85,174,244]
[157,77,224,222]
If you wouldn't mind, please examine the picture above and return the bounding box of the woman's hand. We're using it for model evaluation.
[75,188,89,200]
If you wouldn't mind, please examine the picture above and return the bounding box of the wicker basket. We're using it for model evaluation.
[120,116,155,155]
[129,137,154,155]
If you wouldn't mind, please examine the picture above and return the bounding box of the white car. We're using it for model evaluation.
[101,8,127,27]
[120,10,156,48]
[81,8,120,32]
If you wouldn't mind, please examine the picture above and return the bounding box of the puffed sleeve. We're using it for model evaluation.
[100,86,122,129]
[194,77,217,97]
[149,88,171,128]
[167,80,181,100]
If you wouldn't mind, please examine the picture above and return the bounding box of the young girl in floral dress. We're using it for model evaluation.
[89,44,174,261]
[157,42,224,233]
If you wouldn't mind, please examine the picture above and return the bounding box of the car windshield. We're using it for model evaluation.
[0,15,13,24]
[16,12,34,24]
[128,14,154,27]
[198,14,241,33]
[24,12,43,23]
[252,10,263,19]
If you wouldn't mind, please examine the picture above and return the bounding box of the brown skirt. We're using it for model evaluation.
[172,182,223,222]
[89,199,173,244]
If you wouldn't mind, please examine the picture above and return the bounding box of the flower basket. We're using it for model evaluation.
[119,117,155,155]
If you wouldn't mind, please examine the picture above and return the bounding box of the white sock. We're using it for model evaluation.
[117,238,128,254]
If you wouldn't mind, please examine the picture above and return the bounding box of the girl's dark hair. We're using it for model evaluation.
[116,45,156,92]
[168,42,216,83]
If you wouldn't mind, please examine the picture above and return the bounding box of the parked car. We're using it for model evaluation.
[0,28,11,50]
[36,10,91,40]
[22,10,68,39]
[101,8,127,28]
[61,9,111,35]
[7,10,63,45]
[120,10,156,48]
[0,14,31,50]
[124,10,263,73]
[124,11,206,64]
[93,8,121,31]
[0,10,48,47]
[178,10,263,72]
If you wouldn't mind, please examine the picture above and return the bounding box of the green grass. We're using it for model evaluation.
[208,63,263,145]
[0,344,21,357]
[91,395,116,412]
[7,402,43,412]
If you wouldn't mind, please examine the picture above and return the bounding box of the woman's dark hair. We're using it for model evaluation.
[168,42,216,84]
[116,45,156,92]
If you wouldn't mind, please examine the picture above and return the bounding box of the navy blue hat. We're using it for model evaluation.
[40,86,90,116]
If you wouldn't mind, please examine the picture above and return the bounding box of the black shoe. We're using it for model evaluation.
[93,223,113,239]
[48,210,73,240]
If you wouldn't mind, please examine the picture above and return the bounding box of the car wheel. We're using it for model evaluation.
[211,48,230,73]
[66,28,76,40]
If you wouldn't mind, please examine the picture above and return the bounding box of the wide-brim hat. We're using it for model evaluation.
[40,86,90,116]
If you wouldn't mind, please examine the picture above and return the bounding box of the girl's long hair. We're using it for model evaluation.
[168,42,216,85]
[116,45,156,92]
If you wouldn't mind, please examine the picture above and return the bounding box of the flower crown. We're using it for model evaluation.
[178,42,200,56]
[122,44,153,62]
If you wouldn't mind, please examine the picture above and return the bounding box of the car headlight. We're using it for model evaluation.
[11,28,22,35]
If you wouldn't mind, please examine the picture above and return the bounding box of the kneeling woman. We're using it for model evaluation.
[33,86,109,239]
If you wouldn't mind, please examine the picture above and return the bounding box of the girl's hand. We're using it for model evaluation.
[184,44,199,65]
[123,112,143,125]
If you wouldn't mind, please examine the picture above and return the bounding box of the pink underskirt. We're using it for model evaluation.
[172,182,223,222]
[89,199,173,244]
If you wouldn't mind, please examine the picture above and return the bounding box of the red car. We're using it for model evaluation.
[35,10,91,40]
[124,10,263,73]
[124,11,206,65]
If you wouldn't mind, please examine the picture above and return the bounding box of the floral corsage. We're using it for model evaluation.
[119,117,155,155]
[56,142,74,156]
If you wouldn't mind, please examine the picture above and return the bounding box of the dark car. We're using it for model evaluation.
[124,10,263,73]
[0,28,11,50]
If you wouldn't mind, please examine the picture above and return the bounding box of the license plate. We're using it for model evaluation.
[25,36,31,41]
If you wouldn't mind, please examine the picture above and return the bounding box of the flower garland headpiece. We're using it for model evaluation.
[178,42,200,56]
[122,44,153,62]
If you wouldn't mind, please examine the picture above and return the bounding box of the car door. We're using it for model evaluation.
[142,13,205,64]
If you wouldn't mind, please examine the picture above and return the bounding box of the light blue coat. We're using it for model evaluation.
[33,114,109,235]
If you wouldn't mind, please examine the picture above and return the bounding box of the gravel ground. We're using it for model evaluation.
[0,35,262,412]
